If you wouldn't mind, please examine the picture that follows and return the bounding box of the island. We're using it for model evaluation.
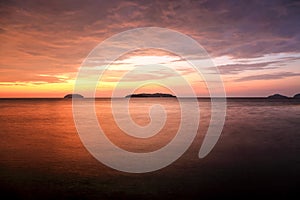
[267,94,288,99]
[293,93,300,99]
[125,93,176,98]
[64,94,84,99]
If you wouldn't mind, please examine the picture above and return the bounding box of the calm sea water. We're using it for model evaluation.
[0,98,299,199]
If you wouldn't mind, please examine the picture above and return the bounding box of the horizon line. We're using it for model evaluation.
[0,96,298,99]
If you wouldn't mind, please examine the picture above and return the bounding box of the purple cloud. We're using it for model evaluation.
[216,61,279,74]
[236,71,300,82]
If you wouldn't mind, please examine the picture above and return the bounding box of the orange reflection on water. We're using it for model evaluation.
[96,98,181,153]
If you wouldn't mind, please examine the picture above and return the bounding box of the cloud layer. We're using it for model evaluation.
[0,0,299,96]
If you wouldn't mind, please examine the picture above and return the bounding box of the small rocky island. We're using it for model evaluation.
[125,93,176,98]
[293,93,300,99]
[64,94,84,99]
[267,93,300,99]
[267,94,289,99]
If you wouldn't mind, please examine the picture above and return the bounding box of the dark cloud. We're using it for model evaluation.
[192,0,300,58]
[2,0,299,54]
[216,61,279,74]
[0,69,69,83]
[236,72,300,82]
[0,82,27,86]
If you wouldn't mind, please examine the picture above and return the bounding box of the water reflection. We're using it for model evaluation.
[0,99,299,198]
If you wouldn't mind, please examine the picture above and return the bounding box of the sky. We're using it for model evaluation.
[0,0,299,97]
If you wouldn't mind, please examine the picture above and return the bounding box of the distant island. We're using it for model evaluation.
[267,93,300,99]
[64,94,84,99]
[267,94,289,99]
[293,93,300,99]
[125,93,176,98]
[60,93,300,99]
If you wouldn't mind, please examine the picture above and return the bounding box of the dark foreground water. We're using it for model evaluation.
[0,98,299,199]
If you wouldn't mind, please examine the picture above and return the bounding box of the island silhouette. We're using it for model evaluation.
[267,94,289,99]
[61,93,300,99]
[293,93,300,99]
[125,93,176,98]
[64,94,84,99]
[267,93,300,99]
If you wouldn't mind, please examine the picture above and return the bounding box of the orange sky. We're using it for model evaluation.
[0,0,299,97]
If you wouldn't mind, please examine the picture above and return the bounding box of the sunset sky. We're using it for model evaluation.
[0,0,299,97]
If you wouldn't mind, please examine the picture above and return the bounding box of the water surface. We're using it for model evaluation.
[0,98,299,199]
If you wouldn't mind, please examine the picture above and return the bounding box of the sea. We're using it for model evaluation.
[0,98,299,199]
